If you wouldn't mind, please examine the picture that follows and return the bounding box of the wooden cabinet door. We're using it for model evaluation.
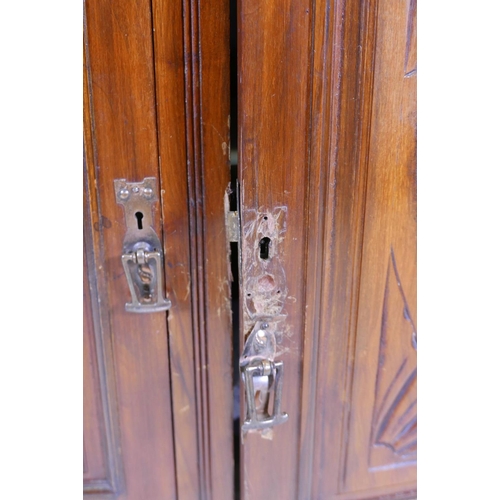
[84,0,416,497]
[237,0,416,498]
[83,0,233,498]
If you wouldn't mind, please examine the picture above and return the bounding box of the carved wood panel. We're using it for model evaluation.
[370,250,416,470]
[84,0,415,495]
[236,0,417,497]
[339,0,417,494]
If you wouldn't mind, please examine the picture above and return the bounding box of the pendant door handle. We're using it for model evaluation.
[239,319,288,432]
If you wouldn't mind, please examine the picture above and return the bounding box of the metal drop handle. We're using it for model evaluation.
[236,209,290,433]
[239,319,288,432]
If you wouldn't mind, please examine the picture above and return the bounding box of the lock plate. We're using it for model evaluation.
[239,208,289,434]
[114,177,171,313]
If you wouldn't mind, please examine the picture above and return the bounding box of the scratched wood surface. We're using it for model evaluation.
[237,0,311,495]
[83,0,232,498]
[238,0,417,498]
[152,0,234,495]
[84,0,415,495]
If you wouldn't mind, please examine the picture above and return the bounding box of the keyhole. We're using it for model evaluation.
[259,237,271,259]
[135,211,144,230]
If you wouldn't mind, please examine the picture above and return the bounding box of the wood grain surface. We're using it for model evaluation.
[84,0,416,496]
[238,0,417,497]
[237,0,311,495]
[84,0,232,497]
[84,0,178,496]
[152,0,233,496]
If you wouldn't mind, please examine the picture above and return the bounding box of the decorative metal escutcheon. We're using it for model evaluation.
[114,177,171,313]
[239,319,288,432]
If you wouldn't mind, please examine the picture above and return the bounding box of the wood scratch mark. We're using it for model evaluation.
[207,122,226,142]
[184,274,191,301]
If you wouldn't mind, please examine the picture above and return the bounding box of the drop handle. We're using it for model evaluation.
[237,209,290,433]
[239,319,288,432]
[114,177,171,313]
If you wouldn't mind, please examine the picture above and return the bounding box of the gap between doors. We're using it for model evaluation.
[229,0,241,496]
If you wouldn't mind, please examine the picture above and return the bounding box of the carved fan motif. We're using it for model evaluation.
[370,249,417,466]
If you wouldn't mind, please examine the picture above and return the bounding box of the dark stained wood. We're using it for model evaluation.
[307,0,417,497]
[152,0,233,496]
[84,77,109,496]
[237,0,312,496]
[83,283,108,489]
[149,0,201,496]
[340,0,417,492]
[84,0,415,495]
[305,0,385,496]
[148,1,199,498]
[238,0,417,498]
[84,48,124,499]
[83,206,123,497]
[83,0,177,497]
[84,0,232,497]
[195,0,234,495]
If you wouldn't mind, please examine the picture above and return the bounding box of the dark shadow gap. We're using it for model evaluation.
[229,0,240,496]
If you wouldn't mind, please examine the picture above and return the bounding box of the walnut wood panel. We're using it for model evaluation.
[306,0,417,497]
[191,0,234,495]
[83,192,123,497]
[341,0,417,492]
[237,0,311,496]
[84,0,232,497]
[305,0,386,496]
[238,0,416,498]
[84,207,108,492]
[83,0,177,497]
[369,250,416,467]
[147,0,201,497]
[152,0,233,496]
